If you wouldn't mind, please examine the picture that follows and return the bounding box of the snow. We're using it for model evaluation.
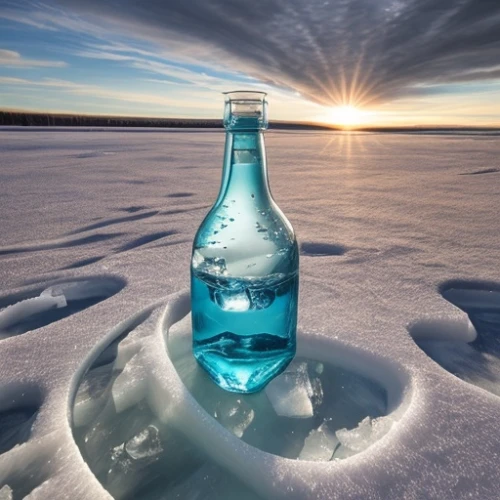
[0,128,500,498]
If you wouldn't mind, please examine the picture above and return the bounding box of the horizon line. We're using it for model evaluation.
[1,108,500,131]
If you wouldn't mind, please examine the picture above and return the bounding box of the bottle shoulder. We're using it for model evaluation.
[192,197,298,278]
[194,197,295,245]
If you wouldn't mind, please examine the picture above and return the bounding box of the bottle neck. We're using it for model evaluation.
[216,130,271,206]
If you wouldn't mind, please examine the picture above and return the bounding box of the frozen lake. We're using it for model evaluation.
[1,128,500,499]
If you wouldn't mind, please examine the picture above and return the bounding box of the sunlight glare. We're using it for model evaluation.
[328,106,365,127]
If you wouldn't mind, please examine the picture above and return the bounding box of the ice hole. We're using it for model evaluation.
[70,301,407,500]
[167,316,397,462]
[0,383,43,455]
[0,277,125,339]
[71,306,261,499]
[411,281,500,398]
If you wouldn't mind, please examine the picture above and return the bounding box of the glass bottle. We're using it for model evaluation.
[191,91,299,393]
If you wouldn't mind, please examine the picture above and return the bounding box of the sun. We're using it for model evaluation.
[328,106,364,128]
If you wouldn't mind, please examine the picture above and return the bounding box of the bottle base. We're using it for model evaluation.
[193,332,296,393]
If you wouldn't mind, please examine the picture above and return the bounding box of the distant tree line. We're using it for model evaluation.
[0,111,225,128]
[0,111,336,130]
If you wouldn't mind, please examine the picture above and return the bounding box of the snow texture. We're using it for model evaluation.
[0,128,500,499]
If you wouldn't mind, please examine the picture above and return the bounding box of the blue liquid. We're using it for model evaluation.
[192,270,298,393]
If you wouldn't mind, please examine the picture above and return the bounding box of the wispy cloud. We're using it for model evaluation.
[0,8,59,31]
[73,44,273,94]
[52,0,500,107]
[0,76,209,108]
[0,4,111,38]
[73,50,134,62]
[0,49,67,68]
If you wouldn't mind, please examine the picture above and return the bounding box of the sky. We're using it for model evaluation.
[0,0,500,127]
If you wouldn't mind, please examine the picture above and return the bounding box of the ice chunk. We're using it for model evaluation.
[335,415,394,455]
[215,398,254,438]
[193,253,227,276]
[299,422,339,461]
[310,374,324,409]
[212,284,276,312]
[0,485,13,500]
[111,442,126,463]
[214,288,251,312]
[40,285,65,299]
[336,416,373,452]
[247,288,275,310]
[265,361,317,418]
[125,425,163,460]
[107,442,134,479]
[191,249,205,269]
[82,400,157,479]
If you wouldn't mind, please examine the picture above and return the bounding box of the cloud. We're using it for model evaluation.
[0,49,67,68]
[48,0,500,107]
[73,45,270,94]
[0,8,59,31]
[0,76,211,108]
